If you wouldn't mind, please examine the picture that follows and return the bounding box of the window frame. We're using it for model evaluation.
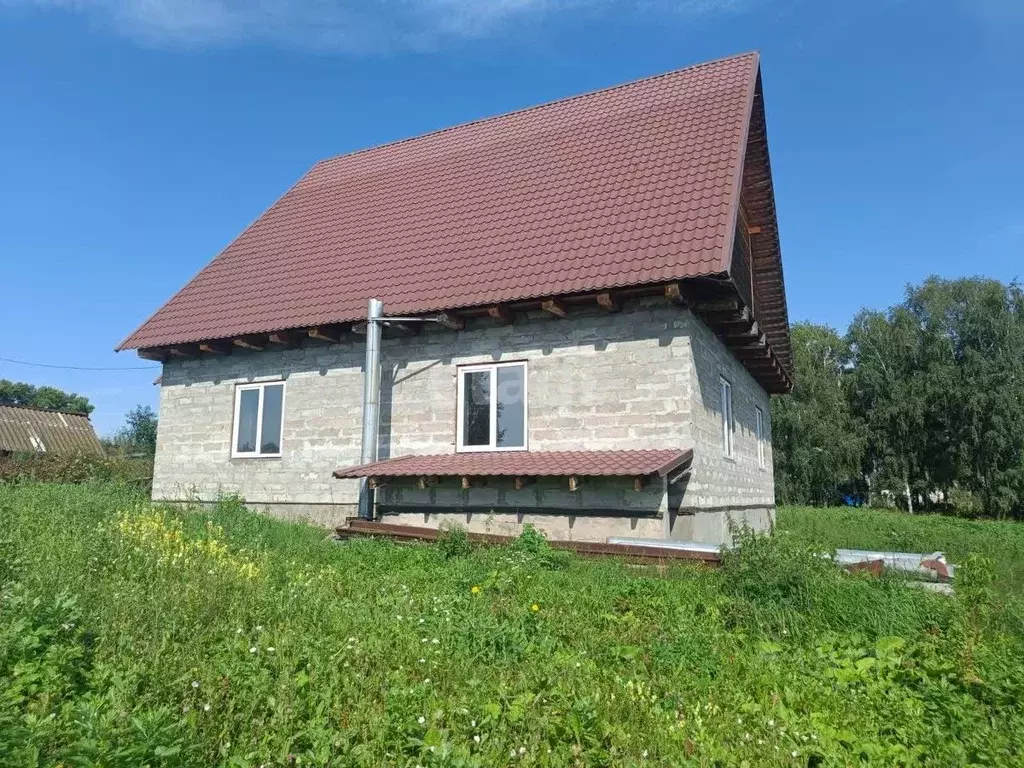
[455,361,529,453]
[755,406,765,469]
[231,380,286,459]
[720,376,734,459]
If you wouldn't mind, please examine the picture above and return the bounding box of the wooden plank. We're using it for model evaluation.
[541,298,568,318]
[513,476,535,490]
[417,475,439,490]
[268,330,301,348]
[690,296,742,312]
[633,476,645,492]
[435,312,465,331]
[461,476,473,490]
[368,477,385,489]
[199,341,231,356]
[138,347,167,362]
[233,335,267,351]
[338,519,722,565]
[596,292,621,312]
[167,345,200,358]
[308,326,344,344]
[568,475,581,492]
[702,307,751,325]
[664,283,686,305]
[384,320,420,336]
[487,305,514,325]
[747,225,762,235]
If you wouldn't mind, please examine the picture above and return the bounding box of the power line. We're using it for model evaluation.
[0,356,159,372]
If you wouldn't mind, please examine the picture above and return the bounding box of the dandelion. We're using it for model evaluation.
[530,603,540,612]
[471,585,481,594]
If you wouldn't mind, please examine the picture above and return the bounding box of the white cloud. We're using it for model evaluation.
[5,0,739,52]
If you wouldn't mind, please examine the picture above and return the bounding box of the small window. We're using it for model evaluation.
[232,382,285,457]
[457,362,527,452]
[755,406,765,468]
[720,376,734,458]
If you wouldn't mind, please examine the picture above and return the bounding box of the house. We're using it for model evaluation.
[118,51,792,545]
[0,404,104,457]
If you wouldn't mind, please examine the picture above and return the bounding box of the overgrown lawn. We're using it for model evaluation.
[2,485,1023,766]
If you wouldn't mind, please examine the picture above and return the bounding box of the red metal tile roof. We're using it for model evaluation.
[119,53,765,351]
[333,449,693,479]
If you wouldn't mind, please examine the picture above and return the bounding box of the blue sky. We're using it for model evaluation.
[1,0,1021,435]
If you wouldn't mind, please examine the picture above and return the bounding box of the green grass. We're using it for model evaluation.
[779,505,1024,592]
[2,484,1024,766]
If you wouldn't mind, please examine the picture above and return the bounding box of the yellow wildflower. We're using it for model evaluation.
[530,603,540,613]
[471,585,481,594]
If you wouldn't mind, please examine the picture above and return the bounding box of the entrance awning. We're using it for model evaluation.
[334,448,693,484]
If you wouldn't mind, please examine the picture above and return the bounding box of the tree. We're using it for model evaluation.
[847,306,927,511]
[770,322,865,505]
[114,405,159,455]
[0,379,93,414]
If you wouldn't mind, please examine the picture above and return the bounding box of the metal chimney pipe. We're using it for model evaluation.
[358,298,384,520]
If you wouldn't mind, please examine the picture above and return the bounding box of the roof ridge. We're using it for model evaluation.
[314,51,759,169]
[0,403,92,418]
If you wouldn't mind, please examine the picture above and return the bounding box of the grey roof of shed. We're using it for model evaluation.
[0,405,105,456]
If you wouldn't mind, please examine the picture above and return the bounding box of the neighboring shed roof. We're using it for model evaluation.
[0,405,104,456]
[119,52,789,372]
[334,449,693,480]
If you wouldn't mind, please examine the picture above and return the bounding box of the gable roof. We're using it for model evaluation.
[0,404,104,456]
[118,52,790,382]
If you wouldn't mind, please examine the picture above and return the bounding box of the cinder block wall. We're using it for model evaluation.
[153,299,774,540]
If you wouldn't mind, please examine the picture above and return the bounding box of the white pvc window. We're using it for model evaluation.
[720,376,734,458]
[755,406,765,468]
[456,362,527,452]
[232,382,285,458]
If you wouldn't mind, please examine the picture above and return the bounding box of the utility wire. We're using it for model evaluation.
[0,356,159,372]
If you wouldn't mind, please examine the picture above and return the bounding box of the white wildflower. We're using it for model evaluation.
[191,681,200,689]
[473,735,480,743]
[203,703,211,712]
[418,716,426,725]
[267,647,275,653]
[249,647,257,654]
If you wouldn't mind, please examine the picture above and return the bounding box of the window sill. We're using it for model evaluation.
[456,446,529,454]
[230,454,283,460]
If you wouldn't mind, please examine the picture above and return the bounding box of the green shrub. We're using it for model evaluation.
[435,524,472,559]
[0,453,153,493]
